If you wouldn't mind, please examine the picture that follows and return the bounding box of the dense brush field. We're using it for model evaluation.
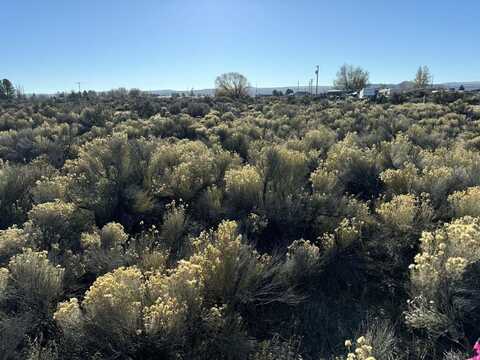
[1,90,480,359]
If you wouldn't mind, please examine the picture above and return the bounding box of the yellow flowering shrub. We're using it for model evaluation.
[409,216,480,296]
[139,250,168,272]
[323,133,378,197]
[325,134,365,173]
[79,222,128,275]
[0,226,27,262]
[406,215,480,341]
[344,336,376,360]
[81,231,101,249]
[190,221,243,298]
[448,186,480,218]
[148,140,220,201]
[419,166,456,203]
[190,220,272,305]
[99,222,128,250]
[335,218,362,248]
[377,194,419,231]
[416,145,480,204]
[53,298,83,333]
[143,295,188,335]
[83,266,145,333]
[144,260,204,335]
[381,134,419,169]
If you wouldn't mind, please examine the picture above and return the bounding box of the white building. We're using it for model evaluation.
[359,86,379,99]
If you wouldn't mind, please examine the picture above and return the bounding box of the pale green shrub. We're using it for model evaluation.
[380,163,418,195]
[254,334,303,360]
[160,201,188,258]
[303,127,336,153]
[8,249,64,308]
[26,200,93,253]
[310,166,339,195]
[224,165,262,210]
[284,239,321,282]
[32,175,69,204]
[258,146,308,201]
[0,267,9,297]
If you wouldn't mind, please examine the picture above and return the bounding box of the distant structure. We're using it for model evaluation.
[326,89,349,99]
[359,86,379,99]
[294,91,310,97]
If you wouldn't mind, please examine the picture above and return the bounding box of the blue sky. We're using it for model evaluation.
[2,0,479,93]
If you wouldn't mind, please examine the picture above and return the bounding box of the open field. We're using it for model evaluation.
[1,91,480,359]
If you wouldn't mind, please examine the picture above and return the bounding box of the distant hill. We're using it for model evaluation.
[439,81,480,91]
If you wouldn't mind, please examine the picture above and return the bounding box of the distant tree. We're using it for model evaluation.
[129,88,141,97]
[414,66,432,89]
[334,64,369,92]
[215,72,250,98]
[459,84,465,91]
[272,90,284,96]
[0,79,16,99]
[286,88,294,95]
[15,84,25,99]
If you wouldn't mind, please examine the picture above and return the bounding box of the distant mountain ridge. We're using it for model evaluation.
[150,81,480,96]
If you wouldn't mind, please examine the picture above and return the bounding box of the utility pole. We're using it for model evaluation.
[315,65,319,96]
[297,80,300,92]
[76,82,81,93]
